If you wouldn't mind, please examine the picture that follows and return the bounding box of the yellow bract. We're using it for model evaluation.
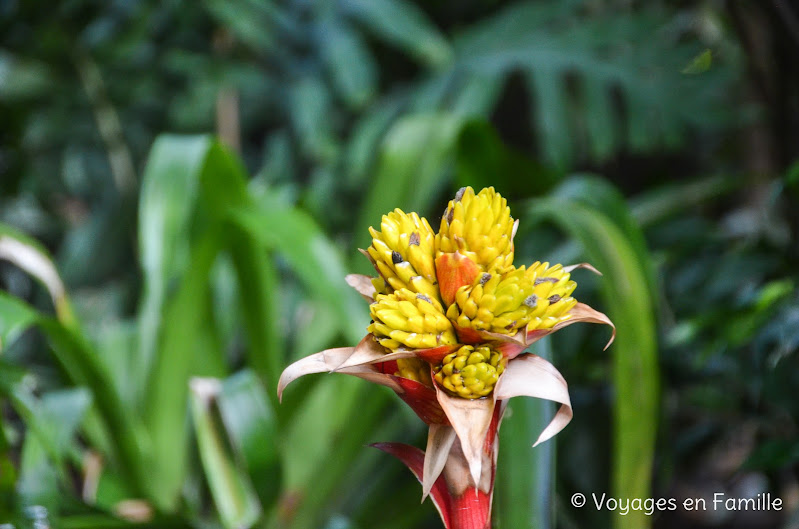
[436,187,515,273]
[434,345,506,399]
[368,288,457,350]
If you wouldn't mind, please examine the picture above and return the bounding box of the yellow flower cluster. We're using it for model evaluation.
[364,187,579,399]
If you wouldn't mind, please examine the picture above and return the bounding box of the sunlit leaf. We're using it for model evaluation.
[682,49,712,74]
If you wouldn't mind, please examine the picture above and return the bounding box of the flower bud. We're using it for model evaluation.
[434,345,506,399]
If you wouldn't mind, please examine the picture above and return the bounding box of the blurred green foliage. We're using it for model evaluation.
[1,1,798,529]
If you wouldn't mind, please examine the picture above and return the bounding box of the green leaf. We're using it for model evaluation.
[495,337,556,529]
[0,52,54,100]
[551,175,657,299]
[341,0,452,68]
[681,49,712,74]
[225,233,283,403]
[139,136,252,509]
[524,187,659,529]
[289,76,338,164]
[525,70,572,169]
[190,378,262,529]
[137,134,212,402]
[203,0,277,52]
[143,228,224,509]
[0,223,75,325]
[343,97,404,190]
[455,120,559,198]
[629,175,738,227]
[17,430,59,513]
[319,18,377,109]
[218,370,281,503]
[15,387,91,514]
[231,205,365,344]
[451,2,737,168]
[581,77,617,161]
[276,378,392,529]
[0,290,148,497]
[0,293,37,352]
[38,318,149,495]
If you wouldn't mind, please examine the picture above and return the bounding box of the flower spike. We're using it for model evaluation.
[279,186,616,529]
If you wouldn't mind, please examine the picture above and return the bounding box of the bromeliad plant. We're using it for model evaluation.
[279,187,614,529]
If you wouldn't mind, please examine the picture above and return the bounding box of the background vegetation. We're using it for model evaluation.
[1,1,798,528]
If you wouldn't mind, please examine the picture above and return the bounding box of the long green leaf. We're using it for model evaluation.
[275,379,392,529]
[218,370,281,504]
[231,205,365,344]
[226,230,283,406]
[137,134,212,404]
[140,136,253,508]
[0,293,37,351]
[524,192,659,529]
[552,175,657,300]
[39,317,149,495]
[0,224,75,325]
[495,338,556,529]
[143,229,223,509]
[0,242,147,497]
[190,377,262,529]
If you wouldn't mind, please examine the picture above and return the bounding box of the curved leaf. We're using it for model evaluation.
[523,190,659,529]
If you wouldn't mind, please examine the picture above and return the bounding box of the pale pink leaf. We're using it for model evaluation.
[277,347,353,400]
[277,346,406,401]
[564,262,603,275]
[334,334,418,370]
[435,388,496,487]
[422,424,456,501]
[345,274,377,302]
[526,302,616,350]
[494,354,573,446]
